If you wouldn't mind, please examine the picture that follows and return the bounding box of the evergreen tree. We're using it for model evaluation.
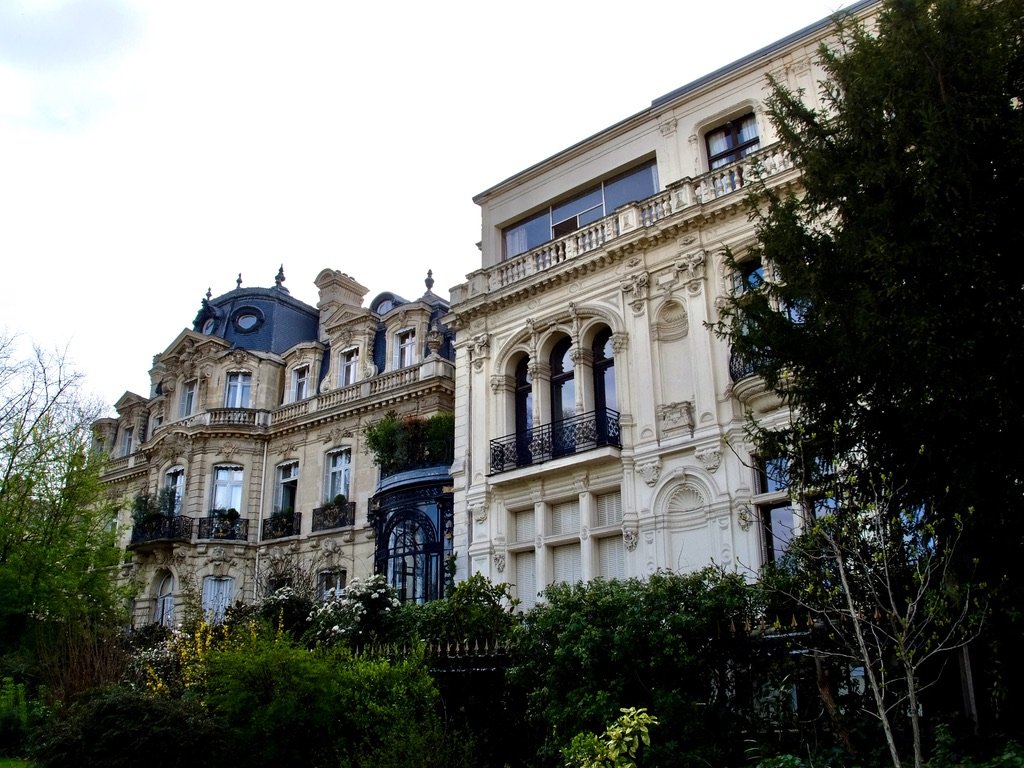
[717,0,1024,740]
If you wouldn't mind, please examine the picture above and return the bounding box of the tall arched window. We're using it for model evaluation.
[550,337,575,423]
[550,337,576,456]
[593,328,616,412]
[514,356,533,465]
[593,328,617,444]
[154,573,174,626]
[382,510,442,604]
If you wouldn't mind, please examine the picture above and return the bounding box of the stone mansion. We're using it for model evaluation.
[96,1,874,623]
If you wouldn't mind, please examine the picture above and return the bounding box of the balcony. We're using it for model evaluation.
[453,143,795,303]
[489,408,621,475]
[311,501,356,532]
[197,515,249,541]
[262,512,302,540]
[128,515,193,548]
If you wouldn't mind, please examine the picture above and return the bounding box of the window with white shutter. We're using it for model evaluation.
[515,550,537,610]
[597,536,625,581]
[552,543,581,585]
[514,510,535,543]
[595,491,622,527]
[550,500,580,536]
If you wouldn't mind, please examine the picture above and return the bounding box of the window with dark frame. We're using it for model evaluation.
[706,113,760,169]
[755,456,796,564]
[502,161,659,260]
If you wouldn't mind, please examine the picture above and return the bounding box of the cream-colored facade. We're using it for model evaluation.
[97,268,455,626]
[447,3,873,608]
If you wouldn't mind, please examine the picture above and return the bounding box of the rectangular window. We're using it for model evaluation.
[706,113,760,169]
[291,366,309,402]
[514,510,535,543]
[276,462,298,513]
[597,535,625,580]
[120,426,133,457]
[225,372,251,408]
[180,379,197,418]
[502,161,659,260]
[550,500,580,537]
[212,465,243,512]
[552,543,582,585]
[397,329,416,368]
[515,550,536,611]
[165,467,185,515]
[317,569,347,600]
[325,449,351,503]
[342,348,359,386]
[595,491,622,527]
[762,501,796,563]
[755,455,796,563]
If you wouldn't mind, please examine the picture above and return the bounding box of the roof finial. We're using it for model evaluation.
[236,273,242,289]
[425,269,434,291]
[275,264,286,287]
[206,287,212,301]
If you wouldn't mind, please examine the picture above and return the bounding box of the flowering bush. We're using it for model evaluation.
[305,574,400,647]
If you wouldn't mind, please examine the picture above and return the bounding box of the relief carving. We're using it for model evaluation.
[636,459,662,487]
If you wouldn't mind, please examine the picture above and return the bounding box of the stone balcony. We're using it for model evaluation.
[453,142,795,303]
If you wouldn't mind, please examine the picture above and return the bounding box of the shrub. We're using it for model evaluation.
[304,574,400,648]
[30,685,222,768]
[510,568,754,767]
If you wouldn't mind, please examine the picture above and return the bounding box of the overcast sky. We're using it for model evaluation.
[0,0,849,413]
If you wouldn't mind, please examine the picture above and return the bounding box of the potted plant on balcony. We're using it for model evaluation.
[363,410,454,477]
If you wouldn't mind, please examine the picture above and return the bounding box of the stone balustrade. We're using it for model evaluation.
[480,143,793,293]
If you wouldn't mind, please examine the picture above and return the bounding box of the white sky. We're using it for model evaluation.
[0,0,848,413]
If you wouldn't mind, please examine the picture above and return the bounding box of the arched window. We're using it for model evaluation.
[154,573,174,626]
[382,510,442,604]
[593,328,617,445]
[593,328,616,413]
[550,337,575,423]
[201,576,234,623]
[550,338,576,457]
[514,356,533,465]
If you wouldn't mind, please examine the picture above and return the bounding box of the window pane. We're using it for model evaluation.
[764,501,795,562]
[504,210,550,259]
[604,163,658,212]
[551,187,602,225]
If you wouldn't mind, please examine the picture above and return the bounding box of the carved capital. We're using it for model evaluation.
[636,459,662,487]
[696,446,722,473]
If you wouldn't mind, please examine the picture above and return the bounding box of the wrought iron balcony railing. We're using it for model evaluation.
[262,512,302,540]
[197,516,249,541]
[729,350,758,382]
[129,515,193,546]
[489,408,621,475]
[311,501,356,532]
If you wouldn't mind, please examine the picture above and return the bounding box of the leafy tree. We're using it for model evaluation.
[716,0,1024,757]
[0,335,126,690]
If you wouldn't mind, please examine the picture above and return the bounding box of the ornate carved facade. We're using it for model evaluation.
[96,269,456,626]
[446,4,873,608]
